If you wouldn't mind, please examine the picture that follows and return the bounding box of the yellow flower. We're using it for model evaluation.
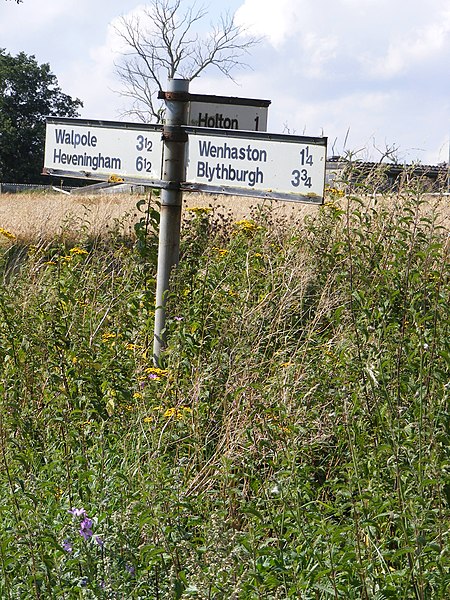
[234,219,257,232]
[143,416,153,423]
[163,407,177,418]
[144,367,168,379]
[70,247,88,256]
[133,392,143,399]
[0,227,16,240]
[126,343,143,351]
[212,247,229,257]
[163,406,192,419]
[186,206,212,214]
[101,332,117,342]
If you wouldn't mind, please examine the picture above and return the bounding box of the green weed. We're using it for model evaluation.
[0,182,449,598]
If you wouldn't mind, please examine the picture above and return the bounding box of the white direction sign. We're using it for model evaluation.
[188,95,269,132]
[44,117,163,184]
[183,128,327,204]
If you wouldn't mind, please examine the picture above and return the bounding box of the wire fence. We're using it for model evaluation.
[0,182,73,194]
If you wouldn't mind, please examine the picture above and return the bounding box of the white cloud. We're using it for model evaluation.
[235,0,300,47]
[1,0,449,163]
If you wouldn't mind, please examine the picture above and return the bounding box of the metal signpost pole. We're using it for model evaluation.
[153,79,189,365]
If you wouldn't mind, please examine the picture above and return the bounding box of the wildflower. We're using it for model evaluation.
[173,316,183,322]
[62,539,73,553]
[94,536,104,548]
[144,416,153,423]
[101,332,117,342]
[186,206,212,215]
[69,507,86,518]
[144,367,168,381]
[79,517,94,540]
[163,406,192,419]
[212,247,229,257]
[163,407,177,418]
[234,219,258,233]
[0,227,16,240]
[133,392,143,399]
[269,484,280,496]
[69,247,88,256]
[125,564,135,575]
[125,343,142,351]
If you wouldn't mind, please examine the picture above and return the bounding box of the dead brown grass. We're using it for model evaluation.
[0,190,317,243]
[0,189,448,244]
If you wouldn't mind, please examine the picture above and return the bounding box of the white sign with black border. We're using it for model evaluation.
[44,117,164,185]
[182,127,327,204]
[188,93,270,132]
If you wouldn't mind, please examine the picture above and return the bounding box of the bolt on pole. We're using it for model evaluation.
[153,79,189,366]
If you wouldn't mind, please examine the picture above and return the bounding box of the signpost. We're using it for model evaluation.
[43,80,327,364]
[44,117,164,186]
[183,127,326,203]
[187,93,270,132]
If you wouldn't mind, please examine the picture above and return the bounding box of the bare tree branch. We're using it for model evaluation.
[114,0,261,122]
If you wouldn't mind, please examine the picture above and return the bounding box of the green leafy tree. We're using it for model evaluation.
[0,50,82,183]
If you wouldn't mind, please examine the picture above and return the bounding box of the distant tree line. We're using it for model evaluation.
[0,50,82,183]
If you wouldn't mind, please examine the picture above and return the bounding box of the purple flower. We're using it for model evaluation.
[62,539,73,553]
[94,535,104,547]
[79,517,94,540]
[69,507,86,518]
[80,517,93,530]
[125,563,135,575]
[79,527,93,540]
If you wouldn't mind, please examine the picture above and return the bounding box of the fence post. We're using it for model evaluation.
[153,78,189,365]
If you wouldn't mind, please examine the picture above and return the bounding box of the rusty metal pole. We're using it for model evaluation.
[153,79,189,365]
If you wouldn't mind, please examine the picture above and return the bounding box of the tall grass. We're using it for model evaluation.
[0,175,449,598]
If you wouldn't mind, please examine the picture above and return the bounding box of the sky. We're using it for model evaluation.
[1,0,450,164]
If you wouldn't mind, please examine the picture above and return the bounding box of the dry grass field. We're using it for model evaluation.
[0,188,448,248]
[0,189,319,242]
